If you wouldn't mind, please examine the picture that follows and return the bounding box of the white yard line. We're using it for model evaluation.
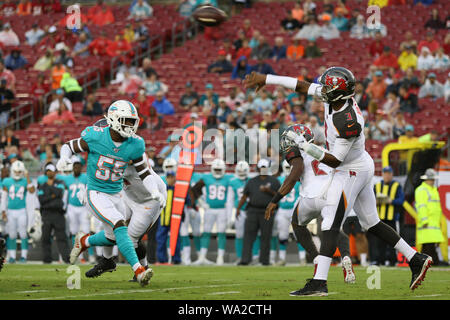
[15,290,49,294]
[207,291,241,296]
[413,294,444,298]
[31,283,242,300]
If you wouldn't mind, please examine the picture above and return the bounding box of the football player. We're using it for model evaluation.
[1,161,35,263]
[246,68,431,296]
[58,100,164,286]
[192,159,232,265]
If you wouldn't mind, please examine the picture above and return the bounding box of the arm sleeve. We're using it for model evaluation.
[415,188,429,226]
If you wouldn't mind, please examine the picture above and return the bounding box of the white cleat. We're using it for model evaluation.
[70,232,88,264]
[192,257,205,266]
[136,267,153,287]
[216,256,224,265]
[203,258,215,265]
[275,260,286,266]
[342,256,356,284]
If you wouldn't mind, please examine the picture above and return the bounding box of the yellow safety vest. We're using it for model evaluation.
[414,182,444,244]
[160,188,173,227]
[375,181,399,221]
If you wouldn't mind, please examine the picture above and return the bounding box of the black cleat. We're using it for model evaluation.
[290,279,328,297]
[409,252,433,290]
[85,257,116,278]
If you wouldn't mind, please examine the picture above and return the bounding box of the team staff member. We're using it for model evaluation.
[237,159,280,266]
[38,163,70,264]
[415,168,444,264]
[373,166,405,266]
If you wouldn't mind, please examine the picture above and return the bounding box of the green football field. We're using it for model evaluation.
[1,263,449,300]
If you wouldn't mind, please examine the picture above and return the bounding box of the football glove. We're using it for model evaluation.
[285,130,325,161]
[151,190,166,209]
[56,157,73,172]
[77,187,87,206]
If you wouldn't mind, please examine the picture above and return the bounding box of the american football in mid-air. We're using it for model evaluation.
[192,5,227,27]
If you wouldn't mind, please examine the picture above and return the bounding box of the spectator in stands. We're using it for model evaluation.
[236,40,252,60]
[220,38,236,61]
[433,47,449,70]
[0,23,20,46]
[386,73,402,96]
[294,16,321,40]
[33,49,54,72]
[106,34,132,59]
[291,1,304,22]
[123,24,135,44]
[152,91,174,116]
[34,136,47,161]
[17,0,31,15]
[400,31,418,54]
[129,0,153,20]
[367,21,387,38]
[349,14,369,39]
[253,89,273,113]
[251,35,272,60]
[73,32,91,58]
[208,50,233,74]
[369,31,385,58]
[240,19,254,39]
[418,72,444,99]
[48,88,72,113]
[417,47,435,71]
[25,23,45,46]
[286,39,304,60]
[50,61,66,89]
[303,0,316,15]
[398,45,418,71]
[418,31,440,54]
[331,9,349,31]
[391,112,407,139]
[82,92,103,117]
[60,72,83,102]
[0,79,14,127]
[445,72,450,103]
[418,130,440,143]
[347,8,360,29]
[1,0,17,16]
[0,128,19,150]
[231,56,252,80]
[373,46,398,70]
[134,19,150,49]
[31,73,50,116]
[398,124,418,144]
[177,0,194,18]
[414,0,433,5]
[54,47,73,69]
[400,67,421,90]
[138,57,157,79]
[354,81,370,111]
[42,101,76,125]
[233,29,246,52]
[4,48,27,71]
[180,108,200,128]
[87,0,104,20]
[270,37,287,61]
[370,111,393,142]
[143,72,167,97]
[398,85,419,114]
[251,56,276,75]
[280,10,302,33]
[46,0,62,13]
[304,38,322,58]
[366,70,387,102]
[424,8,445,29]
[179,82,199,110]
[199,83,219,108]
[382,91,400,115]
[320,14,340,40]
[118,69,143,96]
[92,5,115,26]
[213,98,232,123]
[248,30,260,50]
[88,31,111,56]
[223,86,244,109]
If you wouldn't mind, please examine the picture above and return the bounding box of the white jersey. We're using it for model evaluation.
[299,151,333,199]
[323,97,373,171]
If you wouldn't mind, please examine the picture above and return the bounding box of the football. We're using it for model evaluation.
[192,5,227,27]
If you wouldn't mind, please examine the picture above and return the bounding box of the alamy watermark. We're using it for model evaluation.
[366,265,381,290]
[66,4,81,31]
[66,265,81,290]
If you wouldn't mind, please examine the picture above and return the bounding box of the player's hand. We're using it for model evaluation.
[77,188,87,206]
[1,211,7,222]
[285,130,307,149]
[265,202,277,220]
[243,72,267,93]
[56,157,72,172]
[151,190,166,209]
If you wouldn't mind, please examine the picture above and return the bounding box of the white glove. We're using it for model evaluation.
[196,197,210,211]
[285,130,325,160]
[285,130,307,149]
[151,190,166,209]
[77,188,87,206]
[56,157,73,172]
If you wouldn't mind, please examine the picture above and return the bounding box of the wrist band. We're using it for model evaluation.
[271,192,283,204]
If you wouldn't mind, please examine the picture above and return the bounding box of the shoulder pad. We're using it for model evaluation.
[332,104,362,139]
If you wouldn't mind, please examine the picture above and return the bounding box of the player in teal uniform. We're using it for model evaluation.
[192,159,232,265]
[1,161,35,263]
[275,160,304,265]
[57,100,164,286]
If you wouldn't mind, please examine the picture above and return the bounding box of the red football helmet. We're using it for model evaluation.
[280,124,314,154]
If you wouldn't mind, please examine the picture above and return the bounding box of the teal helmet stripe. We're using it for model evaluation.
[127,101,137,117]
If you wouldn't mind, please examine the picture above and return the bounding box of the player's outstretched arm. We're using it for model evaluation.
[132,154,166,208]
[243,71,311,95]
[57,137,90,171]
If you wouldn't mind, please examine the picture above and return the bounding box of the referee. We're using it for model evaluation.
[237,159,280,266]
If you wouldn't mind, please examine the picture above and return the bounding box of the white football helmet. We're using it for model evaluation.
[105,100,140,138]
[211,159,226,179]
[235,160,249,180]
[10,160,26,180]
[282,160,291,176]
[28,212,42,243]
[162,158,177,175]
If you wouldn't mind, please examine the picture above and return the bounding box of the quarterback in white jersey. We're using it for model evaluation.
[245,67,432,296]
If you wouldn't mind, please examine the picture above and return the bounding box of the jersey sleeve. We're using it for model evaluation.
[284,146,303,164]
[332,105,362,139]
[130,136,146,160]
[80,126,97,148]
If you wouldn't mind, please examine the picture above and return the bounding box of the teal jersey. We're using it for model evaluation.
[2,177,28,210]
[65,173,88,207]
[161,175,167,184]
[202,173,231,209]
[229,176,249,210]
[277,175,300,210]
[81,126,145,194]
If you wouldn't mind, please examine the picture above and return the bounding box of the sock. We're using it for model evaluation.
[193,236,201,252]
[182,246,191,262]
[7,238,16,260]
[298,250,306,261]
[252,236,260,258]
[360,253,367,265]
[200,232,211,252]
[114,226,140,269]
[7,250,16,260]
[313,255,332,281]
[235,238,243,259]
[95,247,103,256]
[113,245,118,256]
[218,249,225,258]
[87,230,115,247]
[292,224,319,259]
[279,242,287,261]
[270,250,276,263]
[218,233,226,250]
[270,236,277,251]
[394,238,416,261]
[21,238,28,259]
[200,247,207,259]
[88,246,94,257]
[103,246,113,259]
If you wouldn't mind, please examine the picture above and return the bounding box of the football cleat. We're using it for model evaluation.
[85,257,117,278]
[70,233,89,264]
[135,266,153,287]
[290,279,328,297]
[275,260,286,266]
[216,255,224,266]
[19,257,27,264]
[342,256,356,284]
[8,258,15,264]
[409,252,433,290]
